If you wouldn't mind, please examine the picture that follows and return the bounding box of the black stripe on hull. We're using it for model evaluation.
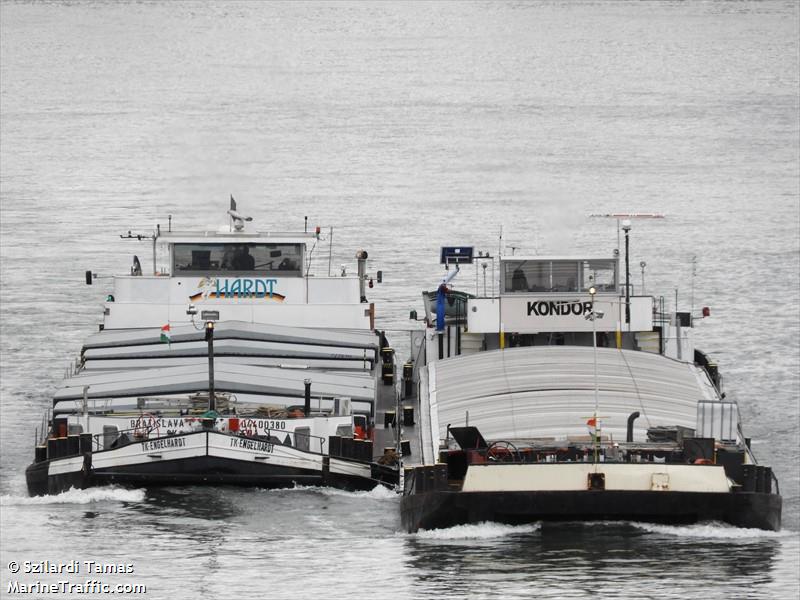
[400,490,782,533]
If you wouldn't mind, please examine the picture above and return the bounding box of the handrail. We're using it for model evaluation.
[263,427,327,451]
[89,423,328,453]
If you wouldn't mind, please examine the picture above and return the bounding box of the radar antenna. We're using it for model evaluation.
[228,195,253,231]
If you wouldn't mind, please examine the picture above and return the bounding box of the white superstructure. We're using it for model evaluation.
[101,207,376,330]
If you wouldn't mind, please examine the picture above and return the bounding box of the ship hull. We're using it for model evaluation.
[26,430,395,496]
[400,489,782,533]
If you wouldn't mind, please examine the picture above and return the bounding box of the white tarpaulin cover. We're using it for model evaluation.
[54,322,381,410]
[55,362,375,403]
[424,346,721,445]
[82,320,380,350]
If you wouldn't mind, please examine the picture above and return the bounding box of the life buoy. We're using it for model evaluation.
[693,458,714,465]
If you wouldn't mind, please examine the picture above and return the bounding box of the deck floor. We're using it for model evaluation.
[372,361,421,466]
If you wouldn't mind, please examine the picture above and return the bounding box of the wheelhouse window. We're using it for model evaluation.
[504,260,579,293]
[172,243,304,276]
[581,260,617,292]
[503,259,617,294]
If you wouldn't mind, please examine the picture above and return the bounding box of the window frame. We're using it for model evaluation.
[171,242,304,277]
[502,259,618,294]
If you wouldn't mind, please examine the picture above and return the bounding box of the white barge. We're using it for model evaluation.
[401,228,781,532]
[26,200,401,495]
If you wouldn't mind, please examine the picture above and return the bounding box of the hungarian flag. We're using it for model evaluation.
[586,417,599,441]
[160,324,171,344]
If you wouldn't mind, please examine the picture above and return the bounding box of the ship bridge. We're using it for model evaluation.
[422,251,694,366]
[95,204,378,331]
[428,254,653,339]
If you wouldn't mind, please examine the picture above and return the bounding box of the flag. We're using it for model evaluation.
[586,417,599,442]
[160,324,171,344]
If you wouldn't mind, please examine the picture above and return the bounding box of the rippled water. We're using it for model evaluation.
[1,486,798,599]
[1,1,798,598]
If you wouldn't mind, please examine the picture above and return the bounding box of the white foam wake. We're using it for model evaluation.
[0,486,146,506]
[258,483,399,500]
[414,521,541,540]
[318,484,399,500]
[631,521,793,539]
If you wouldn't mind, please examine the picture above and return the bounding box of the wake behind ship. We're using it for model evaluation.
[26,199,405,495]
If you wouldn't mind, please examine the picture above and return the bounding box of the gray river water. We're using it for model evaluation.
[1,1,798,598]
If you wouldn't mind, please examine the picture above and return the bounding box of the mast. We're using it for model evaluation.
[205,321,215,412]
[622,220,631,326]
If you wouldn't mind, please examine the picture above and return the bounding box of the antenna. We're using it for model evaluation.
[589,212,666,252]
[328,226,334,277]
[498,225,503,258]
[640,261,646,295]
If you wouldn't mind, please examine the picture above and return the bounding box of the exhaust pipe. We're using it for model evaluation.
[626,411,640,442]
[356,250,368,303]
[304,379,312,417]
